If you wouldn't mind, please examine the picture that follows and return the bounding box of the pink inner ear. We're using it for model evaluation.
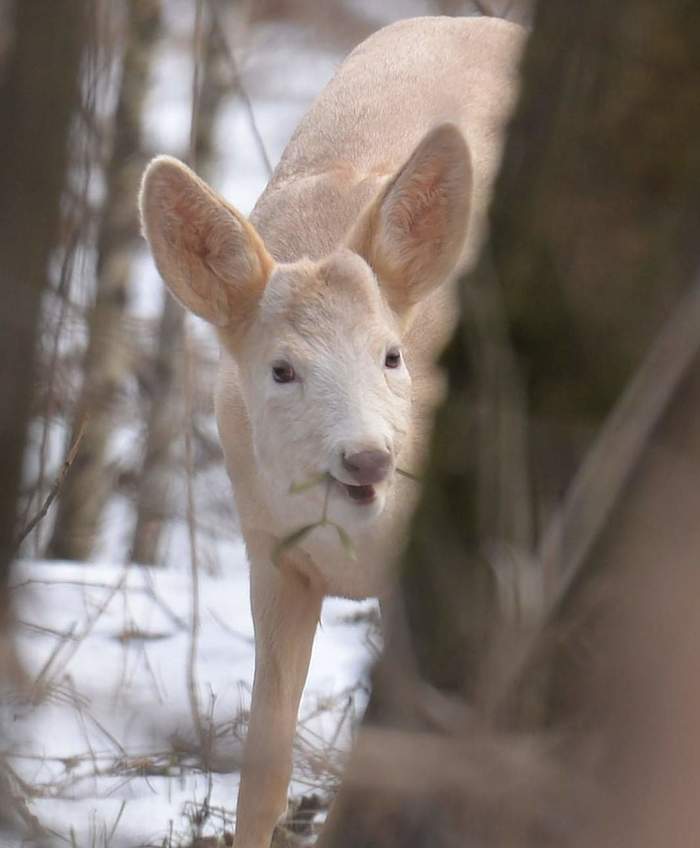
[388,167,449,243]
[368,131,471,314]
[176,215,206,259]
[168,189,210,254]
[162,186,236,281]
[384,174,449,276]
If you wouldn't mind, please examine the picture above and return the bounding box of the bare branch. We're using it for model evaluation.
[207,0,273,177]
[16,417,88,547]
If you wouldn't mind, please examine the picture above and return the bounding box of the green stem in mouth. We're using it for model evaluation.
[278,464,420,566]
[288,471,331,494]
[276,473,363,566]
[321,474,332,523]
[272,523,321,567]
[327,520,357,561]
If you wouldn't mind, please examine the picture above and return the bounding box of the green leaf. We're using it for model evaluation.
[272,523,320,566]
[328,521,358,561]
[288,472,330,494]
[396,466,421,482]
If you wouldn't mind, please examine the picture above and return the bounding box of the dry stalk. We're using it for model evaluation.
[31,569,127,698]
[183,0,207,764]
[16,416,89,547]
[11,576,187,631]
[0,757,48,838]
[25,231,79,556]
[184,331,206,761]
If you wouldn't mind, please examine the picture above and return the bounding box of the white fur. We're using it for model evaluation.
[140,16,524,848]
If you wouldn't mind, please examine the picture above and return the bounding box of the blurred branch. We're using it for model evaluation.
[189,0,206,169]
[319,1,700,846]
[0,760,48,840]
[185,0,207,769]
[469,0,532,22]
[208,0,273,176]
[16,417,88,547]
[492,269,700,718]
[246,0,377,53]
[184,328,206,759]
[48,0,162,562]
[131,1,232,565]
[540,273,700,611]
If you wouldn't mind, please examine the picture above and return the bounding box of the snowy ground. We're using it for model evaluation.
[8,547,377,846]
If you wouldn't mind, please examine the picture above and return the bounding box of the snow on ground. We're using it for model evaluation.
[8,545,378,846]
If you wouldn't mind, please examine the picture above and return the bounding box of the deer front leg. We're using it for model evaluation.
[234,546,323,848]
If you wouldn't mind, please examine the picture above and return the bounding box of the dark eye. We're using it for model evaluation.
[272,361,296,383]
[385,348,402,369]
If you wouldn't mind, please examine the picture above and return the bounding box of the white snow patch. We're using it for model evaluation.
[9,551,377,845]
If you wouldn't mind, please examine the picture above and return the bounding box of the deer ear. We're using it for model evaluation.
[349,123,472,315]
[139,156,273,328]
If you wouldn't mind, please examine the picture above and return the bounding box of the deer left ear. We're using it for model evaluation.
[349,123,472,316]
[139,156,273,329]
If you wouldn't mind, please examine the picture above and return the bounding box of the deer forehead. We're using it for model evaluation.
[255,250,400,351]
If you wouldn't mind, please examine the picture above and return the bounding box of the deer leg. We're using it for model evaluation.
[234,548,322,848]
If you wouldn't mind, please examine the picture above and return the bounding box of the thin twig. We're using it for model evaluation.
[30,621,79,695]
[26,234,77,554]
[184,326,206,757]
[107,801,127,845]
[11,576,188,630]
[32,570,127,695]
[0,758,47,838]
[17,416,88,546]
[185,2,206,751]
[188,0,205,170]
[207,0,273,176]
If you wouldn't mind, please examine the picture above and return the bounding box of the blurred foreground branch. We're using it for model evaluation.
[320,1,700,846]
[0,0,89,832]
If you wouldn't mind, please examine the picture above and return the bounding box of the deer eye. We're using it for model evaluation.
[272,361,296,383]
[384,348,402,369]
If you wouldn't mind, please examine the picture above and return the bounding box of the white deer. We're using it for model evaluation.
[140,15,523,848]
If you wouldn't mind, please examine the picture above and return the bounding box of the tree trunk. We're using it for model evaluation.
[0,0,87,634]
[0,0,87,830]
[48,0,162,561]
[130,14,231,565]
[318,1,700,846]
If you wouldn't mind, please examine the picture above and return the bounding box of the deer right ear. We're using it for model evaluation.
[139,156,273,328]
[348,124,471,317]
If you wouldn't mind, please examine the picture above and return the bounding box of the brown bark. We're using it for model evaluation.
[48,0,162,561]
[319,1,700,846]
[130,14,230,565]
[0,0,86,619]
[0,0,88,831]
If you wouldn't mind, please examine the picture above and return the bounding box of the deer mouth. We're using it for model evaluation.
[333,478,377,505]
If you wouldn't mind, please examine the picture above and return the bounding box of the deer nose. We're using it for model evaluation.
[341,449,392,485]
